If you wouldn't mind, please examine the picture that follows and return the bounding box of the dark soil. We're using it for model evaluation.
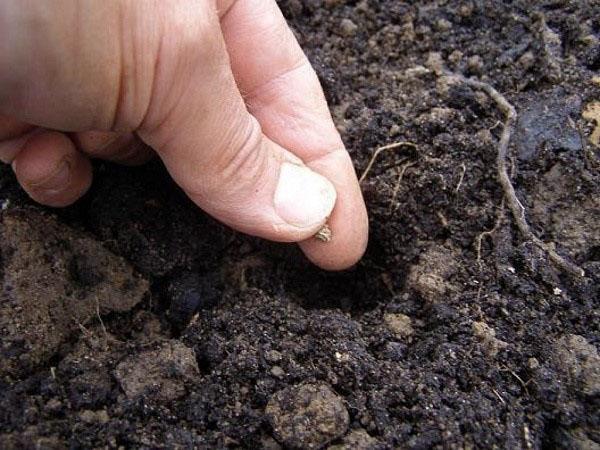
[1,1,599,448]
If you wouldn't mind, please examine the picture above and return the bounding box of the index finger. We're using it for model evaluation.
[218,0,368,270]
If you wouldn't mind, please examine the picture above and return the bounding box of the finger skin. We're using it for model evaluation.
[219,0,368,270]
[0,115,36,163]
[0,114,33,140]
[0,0,163,132]
[13,131,92,207]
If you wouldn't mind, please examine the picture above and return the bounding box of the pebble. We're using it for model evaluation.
[270,366,285,378]
[339,19,358,37]
[448,50,463,65]
[435,18,453,32]
[328,429,380,449]
[467,55,484,74]
[425,52,444,76]
[266,383,349,449]
[472,321,507,357]
[265,349,283,363]
[384,313,414,338]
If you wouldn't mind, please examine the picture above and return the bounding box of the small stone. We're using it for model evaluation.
[45,399,62,413]
[404,65,430,78]
[553,287,563,296]
[458,3,474,18]
[339,19,358,37]
[328,429,380,449]
[517,51,536,71]
[528,357,540,370]
[467,55,484,74]
[79,409,109,424]
[582,102,600,147]
[265,350,283,363]
[114,341,199,402]
[425,52,444,75]
[383,313,414,338]
[334,351,350,363]
[271,366,285,378]
[448,50,463,65]
[435,18,452,32]
[472,321,507,357]
[266,383,349,449]
[78,410,97,424]
[96,410,110,424]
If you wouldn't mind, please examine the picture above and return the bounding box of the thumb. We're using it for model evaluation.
[138,4,336,242]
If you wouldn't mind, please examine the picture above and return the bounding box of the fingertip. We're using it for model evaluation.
[13,131,92,207]
[298,150,369,271]
[299,200,368,271]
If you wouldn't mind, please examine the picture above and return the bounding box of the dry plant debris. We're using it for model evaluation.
[447,73,585,277]
[358,141,417,184]
[582,101,600,147]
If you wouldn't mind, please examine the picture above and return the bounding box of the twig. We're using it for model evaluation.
[359,141,417,184]
[450,73,585,277]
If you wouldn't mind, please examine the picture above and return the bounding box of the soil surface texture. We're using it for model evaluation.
[1,1,599,449]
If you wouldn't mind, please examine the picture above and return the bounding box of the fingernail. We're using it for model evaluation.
[30,159,72,192]
[274,162,337,229]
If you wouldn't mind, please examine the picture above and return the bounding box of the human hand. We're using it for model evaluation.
[0,0,368,270]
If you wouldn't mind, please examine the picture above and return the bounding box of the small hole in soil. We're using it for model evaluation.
[586,50,600,71]
[194,352,212,375]
[587,245,600,262]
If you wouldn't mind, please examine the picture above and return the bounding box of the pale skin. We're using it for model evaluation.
[0,0,368,270]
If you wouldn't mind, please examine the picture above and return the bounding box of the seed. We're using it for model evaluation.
[314,223,332,242]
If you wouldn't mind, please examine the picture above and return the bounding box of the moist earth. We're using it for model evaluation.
[1,0,599,449]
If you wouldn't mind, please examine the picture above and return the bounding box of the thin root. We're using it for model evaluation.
[359,141,417,184]
[454,163,467,194]
[475,199,505,268]
[388,160,416,214]
[491,387,506,405]
[96,300,108,347]
[449,73,585,277]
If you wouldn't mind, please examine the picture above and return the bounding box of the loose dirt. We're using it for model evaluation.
[1,1,598,448]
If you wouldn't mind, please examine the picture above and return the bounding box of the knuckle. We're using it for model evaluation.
[192,115,269,199]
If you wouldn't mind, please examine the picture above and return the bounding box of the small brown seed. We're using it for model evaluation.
[314,223,332,242]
